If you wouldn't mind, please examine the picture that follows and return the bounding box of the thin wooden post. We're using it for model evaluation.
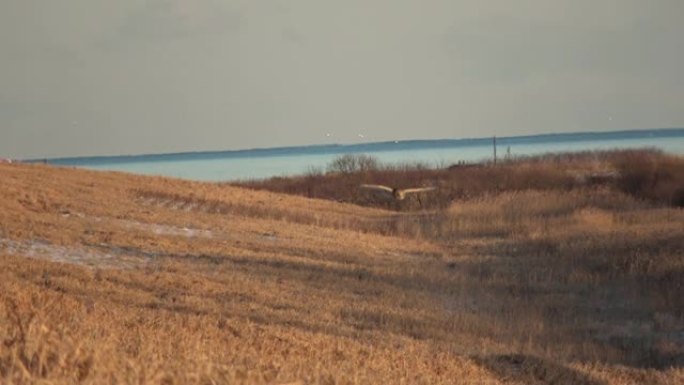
[493,136,497,165]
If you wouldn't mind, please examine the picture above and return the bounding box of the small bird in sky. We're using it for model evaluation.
[360,184,436,201]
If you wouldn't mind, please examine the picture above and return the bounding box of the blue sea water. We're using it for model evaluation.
[43,129,684,182]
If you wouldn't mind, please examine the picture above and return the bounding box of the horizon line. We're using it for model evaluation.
[23,126,684,163]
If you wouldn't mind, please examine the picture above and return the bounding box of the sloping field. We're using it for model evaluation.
[1,162,683,384]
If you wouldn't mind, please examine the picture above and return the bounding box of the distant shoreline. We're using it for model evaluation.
[25,127,684,165]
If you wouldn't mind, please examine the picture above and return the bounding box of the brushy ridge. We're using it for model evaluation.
[238,149,684,210]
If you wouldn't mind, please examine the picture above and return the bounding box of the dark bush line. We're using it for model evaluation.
[235,149,684,210]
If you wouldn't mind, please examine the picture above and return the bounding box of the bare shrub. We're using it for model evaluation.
[326,154,379,174]
[612,149,684,206]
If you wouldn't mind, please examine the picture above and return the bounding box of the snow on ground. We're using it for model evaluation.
[0,238,148,269]
[121,219,214,238]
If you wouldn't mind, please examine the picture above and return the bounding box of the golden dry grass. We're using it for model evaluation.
[1,159,683,384]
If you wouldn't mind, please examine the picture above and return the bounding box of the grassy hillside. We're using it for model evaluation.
[1,152,683,384]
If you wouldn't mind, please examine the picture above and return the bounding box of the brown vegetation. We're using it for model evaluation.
[239,149,684,210]
[1,150,683,384]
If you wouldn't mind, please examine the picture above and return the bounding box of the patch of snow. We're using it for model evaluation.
[59,211,214,239]
[120,220,213,238]
[0,238,148,269]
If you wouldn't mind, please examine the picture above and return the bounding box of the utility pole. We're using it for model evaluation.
[493,136,497,165]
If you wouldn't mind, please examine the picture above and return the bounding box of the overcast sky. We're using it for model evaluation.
[1,1,683,159]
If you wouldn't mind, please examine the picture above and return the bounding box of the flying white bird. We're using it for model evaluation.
[360,184,436,201]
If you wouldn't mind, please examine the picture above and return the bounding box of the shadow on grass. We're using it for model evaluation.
[473,354,608,385]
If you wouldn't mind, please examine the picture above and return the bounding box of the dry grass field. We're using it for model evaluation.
[1,150,683,384]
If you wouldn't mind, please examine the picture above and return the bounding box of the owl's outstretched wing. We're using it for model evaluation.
[399,187,436,195]
[360,184,394,194]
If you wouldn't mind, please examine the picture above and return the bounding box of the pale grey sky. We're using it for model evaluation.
[1,0,683,159]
